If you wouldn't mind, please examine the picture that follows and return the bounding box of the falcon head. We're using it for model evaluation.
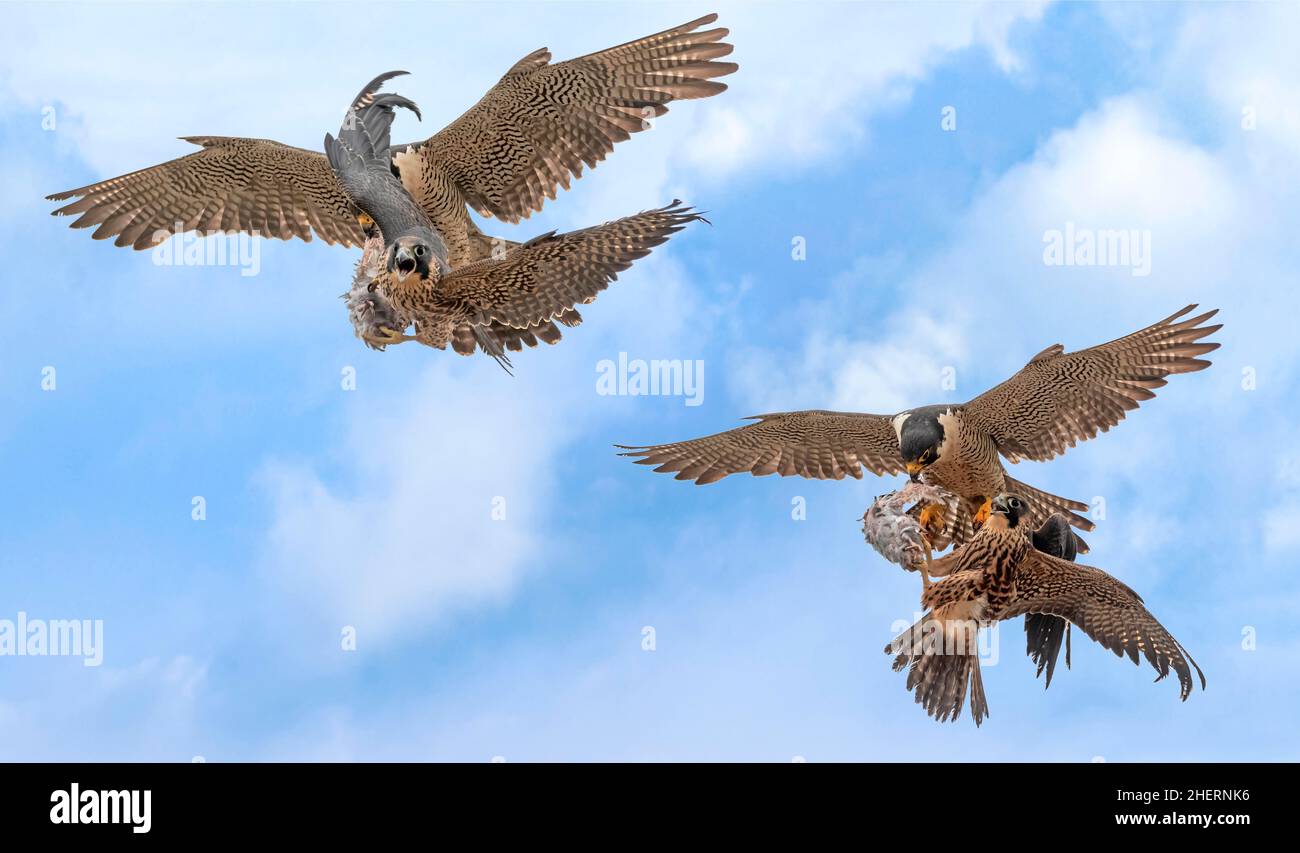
[895,410,946,481]
[990,493,1028,528]
[387,235,437,283]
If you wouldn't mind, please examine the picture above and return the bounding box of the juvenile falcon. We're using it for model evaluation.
[885,493,1206,726]
[45,14,737,355]
[324,73,705,368]
[619,305,1222,551]
[862,485,1079,688]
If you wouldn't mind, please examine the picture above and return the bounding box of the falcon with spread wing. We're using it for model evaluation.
[46,14,736,356]
[362,200,706,362]
[322,73,705,368]
[620,305,1221,551]
[885,493,1205,726]
[863,485,1081,689]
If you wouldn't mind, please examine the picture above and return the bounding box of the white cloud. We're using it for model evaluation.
[777,85,1283,409]
[252,249,705,647]
[1167,1,1300,150]
[1262,502,1300,553]
[727,91,1249,421]
[681,1,1047,175]
[256,361,571,646]
[240,513,1260,761]
[0,656,207,760]
[732,311,967,415]
[1262,452,1300,553]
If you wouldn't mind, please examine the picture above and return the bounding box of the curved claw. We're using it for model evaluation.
[365,326,417,348]
[918,503,946,537]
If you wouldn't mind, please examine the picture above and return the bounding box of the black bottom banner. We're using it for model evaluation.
[0,761,1277,838]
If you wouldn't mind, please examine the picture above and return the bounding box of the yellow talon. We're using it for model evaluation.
[918,503,946,537]
[366,326,415,347]
[357,211,376,230]
[973,497,993,526]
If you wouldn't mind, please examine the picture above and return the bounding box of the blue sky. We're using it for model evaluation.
[1,0,1297,760]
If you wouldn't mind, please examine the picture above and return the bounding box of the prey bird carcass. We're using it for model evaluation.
[861,482,963,582]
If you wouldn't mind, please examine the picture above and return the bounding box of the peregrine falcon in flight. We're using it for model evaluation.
[45,14,736,356]
[324,72,705,367]
[863,485,1080,688]
[620,305,1222,551]
[886,493,1206,726]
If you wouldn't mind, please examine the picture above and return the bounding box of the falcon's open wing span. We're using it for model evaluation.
[436,202,704,330]
[47,15,736,254]
[47,138,365,250]
[618,411,908,484]
[1005,550,1206,700]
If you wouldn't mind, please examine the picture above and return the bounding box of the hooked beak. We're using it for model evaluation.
[394,246,417,277]
[991,495,1011,516]
[905,461,924,482]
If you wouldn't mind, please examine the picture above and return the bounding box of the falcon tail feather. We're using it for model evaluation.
[887,616,989,726]
[472,325,514,376]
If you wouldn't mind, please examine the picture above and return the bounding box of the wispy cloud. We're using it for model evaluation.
[682,1,1048,176]
[256,362,573,645]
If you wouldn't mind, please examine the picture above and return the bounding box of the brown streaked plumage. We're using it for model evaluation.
[48,14,733,254]
[47,136,366,250]
[915,510,1081,688]
[623,411,911,482]
[618,305,1222,551]
[886,494,1206,726]
[46,15,736,355]
[395,13,735,230]
[371,202,705,355]
[959,305,1222,463]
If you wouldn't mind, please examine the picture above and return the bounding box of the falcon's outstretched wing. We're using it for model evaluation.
[961,305,1221,463]
[47,137,365,250]
[619,411,906,485]
[1006,551,1207,700]
[436,201,701,330]
[408,14,736,223]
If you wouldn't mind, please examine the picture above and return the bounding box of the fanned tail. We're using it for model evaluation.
[887,615,989,726]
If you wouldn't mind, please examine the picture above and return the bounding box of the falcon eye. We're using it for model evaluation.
[1008,498,1021,509]
[367,282,378,293]
[413,245,426,257]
